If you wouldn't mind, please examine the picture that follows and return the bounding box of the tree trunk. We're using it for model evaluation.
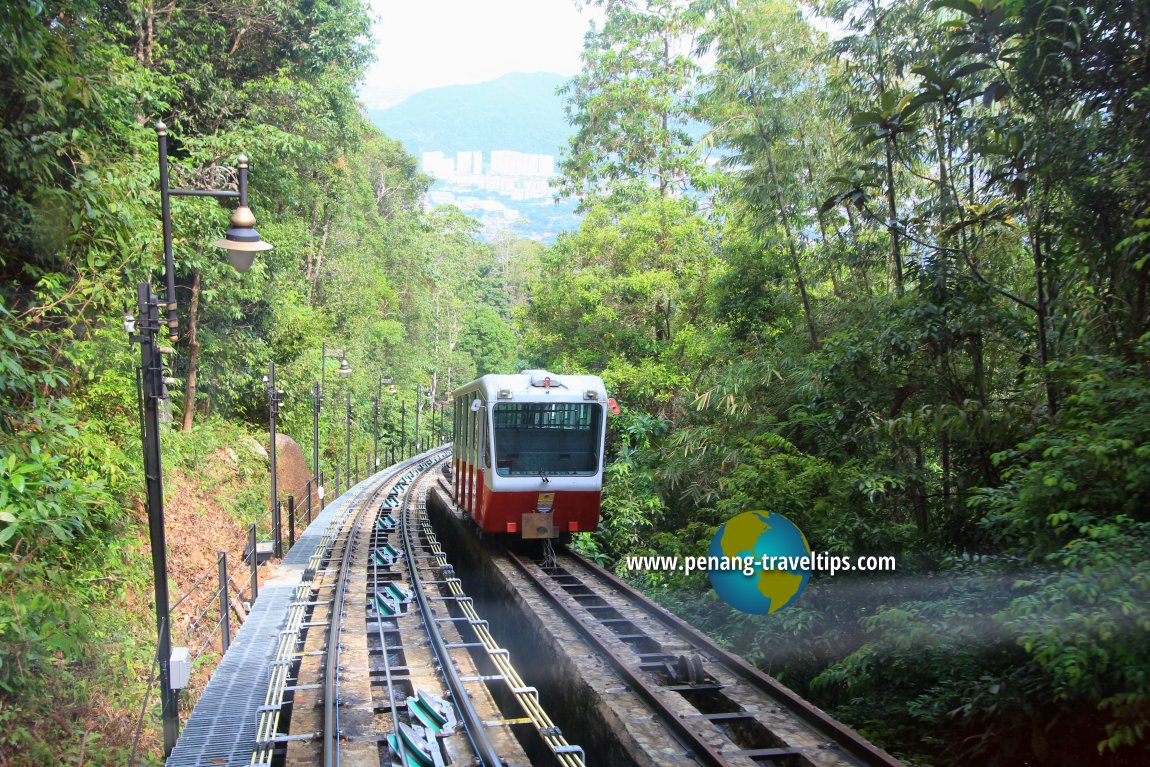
[764,146,819,348]
[913,442,929,533]
[1027,201,1057,416]
[181,270,202,432]
[884,136,903,295]
[308,212,331,301]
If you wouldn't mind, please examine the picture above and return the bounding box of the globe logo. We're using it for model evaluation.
[708,511,812,614]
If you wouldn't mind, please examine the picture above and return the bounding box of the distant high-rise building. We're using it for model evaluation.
[488,150,555,178]
[455,150,483,176]
[421,151,455,178]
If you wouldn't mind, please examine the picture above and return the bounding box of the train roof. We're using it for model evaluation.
[453,370,608,401]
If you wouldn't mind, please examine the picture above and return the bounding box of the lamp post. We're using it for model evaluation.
[345,391,353,486]
[390,383,398,464]
[414,384,422,456]
[264,363,283,559]
[400,399,407,461]
[129,122,272,757]
[373,376,394,471]
[311,380,321,496]
[319,340,351,402]
[317,340,350,501]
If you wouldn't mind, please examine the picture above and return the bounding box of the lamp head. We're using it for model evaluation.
[212,205,273,272]
[338,358,351,378]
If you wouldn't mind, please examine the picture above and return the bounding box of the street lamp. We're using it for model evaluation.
[128,122,273,757]
[319,339,351,401]
[209,163,273,273]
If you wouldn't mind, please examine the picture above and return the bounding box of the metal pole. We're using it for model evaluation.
[156,124,178,343]
[414,385,421,456]
[335,465,340,498]
[135,282,179,755]
[287,495,295,548]
[306,479,313,525]
[273,501,282,559]
[320,471,326,511]
[387,394,394,465]
[400,401,406,461]
[218,551,230,653]
[268,362,281,559]
[345,392,352,485]
[312,380,321,487]
[372,396,379,472]
[248,523,258,601]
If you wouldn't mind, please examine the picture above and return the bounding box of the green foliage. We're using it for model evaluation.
[594,408,670,566]
[0,1,498,762]
[460,306,517,376]
[539,0,1150,763]
[0,304,130,694]
[557,0,711,205]
[976,350,1150,754]
[976,352,1150,558]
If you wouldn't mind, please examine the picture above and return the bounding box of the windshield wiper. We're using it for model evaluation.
[539,466,550,484]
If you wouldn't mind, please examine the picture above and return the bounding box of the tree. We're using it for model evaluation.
[557,0,709,207]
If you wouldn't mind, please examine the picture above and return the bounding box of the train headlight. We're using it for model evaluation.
[585,390,599,400]
[498,389,512,399]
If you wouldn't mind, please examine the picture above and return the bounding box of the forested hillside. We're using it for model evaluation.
[0,1,517,763]
[1,0,1148,766]
[523,0,1149,765]
[367,72,571,156]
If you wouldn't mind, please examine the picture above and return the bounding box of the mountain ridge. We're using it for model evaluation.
[366,72,573,158]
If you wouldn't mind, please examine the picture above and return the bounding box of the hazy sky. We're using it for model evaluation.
[361,0,604,110]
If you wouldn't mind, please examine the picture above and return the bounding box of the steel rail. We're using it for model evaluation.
[400,456,505,767]
[502,548,733,767]
[250,474,376,767]
[249,455,434,766]
[370,455,451,767]
[413,474,586,767]
[374,607,410,767]
[322,463,405,767]
[563,549,905,767]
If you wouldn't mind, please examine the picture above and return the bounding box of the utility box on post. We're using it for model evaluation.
[170,647,190,690]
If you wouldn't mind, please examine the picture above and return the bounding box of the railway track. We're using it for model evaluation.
[262,451,584,767]
[226,452,899,767]
[499,545,903,767]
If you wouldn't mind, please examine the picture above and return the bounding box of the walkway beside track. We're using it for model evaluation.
[165,450,440,767]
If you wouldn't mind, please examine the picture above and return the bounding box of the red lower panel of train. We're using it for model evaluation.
[478,487,602,535]
[454,464,601,534]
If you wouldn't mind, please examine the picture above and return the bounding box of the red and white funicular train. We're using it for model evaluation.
[451,370,611,537]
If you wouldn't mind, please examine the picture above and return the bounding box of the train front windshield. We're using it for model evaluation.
[492,402,602,476]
